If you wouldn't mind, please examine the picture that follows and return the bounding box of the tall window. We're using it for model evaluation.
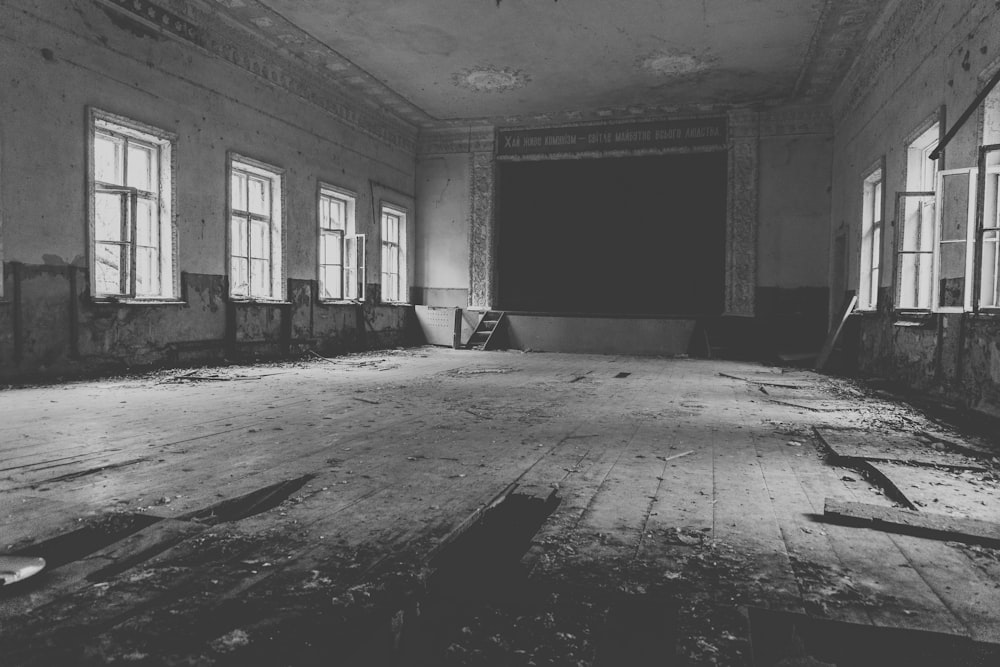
[229,155,283,300]
[977,88,1000,309]
[934,168,977,311]
[380,204,406,303]
[858,166,883,310]
[896,122,939,310]
[318,185,364,300]
[89,110,175,298]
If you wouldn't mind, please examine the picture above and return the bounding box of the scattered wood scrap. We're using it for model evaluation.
[814,427,986,470]
[823,498,1000,548]
[717,372,816,389]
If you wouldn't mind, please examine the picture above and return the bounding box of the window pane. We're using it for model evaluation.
[248,176,270,215]
[96,242,123,294]
[326,198,345,230]
[251,259,269,297]
[250,219,270,260]
[231,215,248,258]
[127,143,154,191]
[940,174,970,241]
[981,232,1000,308]
[322,233,342,265]
[321,266,342,299]
[231,171,247,210]
[95,133,123,185]
[136,246,159,296]
[135,198,156,247]
[938,242,966,308]
[95,191,124,242]
[231,257,249,296]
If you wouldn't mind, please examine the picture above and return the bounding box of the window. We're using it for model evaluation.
[895,122,939,310]
[934,168,977,311]
[318,185,364,300]
[380,204,406,303]
[229,155,283,300]
[978,147,1000,309]
[89,110,176,299]
[976,86,1000,309]
[858,165,883,310]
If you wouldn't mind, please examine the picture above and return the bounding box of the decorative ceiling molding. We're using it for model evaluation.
[418,125,496,156]
[792,0,893,102]
[832,0,939,122]
[112,0,425,152]
[758,106,833,137]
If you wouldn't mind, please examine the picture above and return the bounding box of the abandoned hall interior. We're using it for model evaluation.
[4,0,1000,665]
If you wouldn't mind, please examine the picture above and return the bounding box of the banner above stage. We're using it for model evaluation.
[496,117,728,157]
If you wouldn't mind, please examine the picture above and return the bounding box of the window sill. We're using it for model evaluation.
[319,299,363,305]
[229,297,292,305]
[892,311,934,328]
[92,297,186,306]
[380,301,411,306]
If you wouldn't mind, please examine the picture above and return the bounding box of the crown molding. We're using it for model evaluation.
[98,0,421,153]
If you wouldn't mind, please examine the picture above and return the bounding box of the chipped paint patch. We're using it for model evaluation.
[639,51,712,77]
[453,66,529,93]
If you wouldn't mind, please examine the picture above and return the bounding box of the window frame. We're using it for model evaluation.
[932,167,978,313]
[87,108,178,301]
[379,202,407,304]
[227,153,285,302]
[974,144,1000,311]
[317,183,365,302]
[857,161,885,312]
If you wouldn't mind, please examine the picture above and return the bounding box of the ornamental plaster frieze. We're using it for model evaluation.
[418,126,496,156]
[725,134,759,316]
[97,0,420,153]
[469,152,497,309]
[793,0,890,101]
[758,106,833,137]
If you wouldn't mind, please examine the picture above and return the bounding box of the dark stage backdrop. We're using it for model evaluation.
[497,152,728,315]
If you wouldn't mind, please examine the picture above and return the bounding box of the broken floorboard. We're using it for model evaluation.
[814,426,987,470]
[866,462,1000,522]
[823,498,1000,548]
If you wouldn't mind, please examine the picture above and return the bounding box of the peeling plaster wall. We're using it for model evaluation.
[830,0,1000,412]
[757,129,833,352]
[0,0,418,379]
[414,153,471,307]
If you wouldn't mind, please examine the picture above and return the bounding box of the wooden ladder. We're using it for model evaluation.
[465,311,506,350]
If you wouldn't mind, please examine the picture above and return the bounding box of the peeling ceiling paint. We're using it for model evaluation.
[453,66,530,93]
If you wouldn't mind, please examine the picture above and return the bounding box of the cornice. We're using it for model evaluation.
[792,0,891,101]
[832,0,939,122]
[98,0,421,153]
[418,125,496,156]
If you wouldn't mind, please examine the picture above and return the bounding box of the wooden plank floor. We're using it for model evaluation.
[1,348,999,665]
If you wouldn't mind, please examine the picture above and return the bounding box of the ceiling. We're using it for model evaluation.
[211,0,891,126]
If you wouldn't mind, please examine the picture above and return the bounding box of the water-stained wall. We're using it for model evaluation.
[0,0,418,379]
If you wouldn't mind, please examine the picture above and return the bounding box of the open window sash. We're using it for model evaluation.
[94,185,138,298]
[975,145,1000,310]
[894,191,936,311]
[344,234,366,301]
[933,168,978,312]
